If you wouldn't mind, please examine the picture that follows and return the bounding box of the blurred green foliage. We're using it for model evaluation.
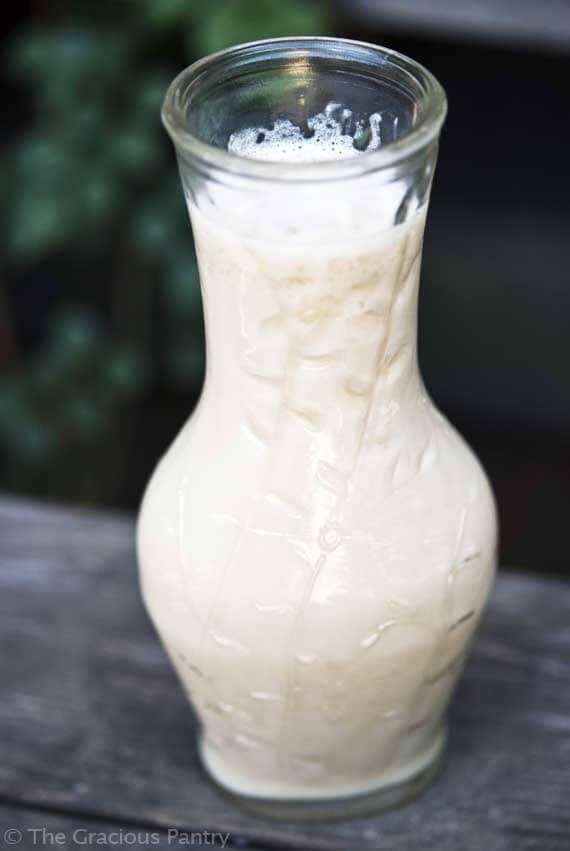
[0,1,328,503]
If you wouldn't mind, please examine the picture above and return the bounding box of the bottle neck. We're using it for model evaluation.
[193,205,426,453]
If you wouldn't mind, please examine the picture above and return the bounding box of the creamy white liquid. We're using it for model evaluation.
[138,109,497,800]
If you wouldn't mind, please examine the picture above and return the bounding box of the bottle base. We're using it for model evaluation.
[200,725,447,822]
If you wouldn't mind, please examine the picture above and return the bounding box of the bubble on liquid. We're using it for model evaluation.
[228,103,383,164]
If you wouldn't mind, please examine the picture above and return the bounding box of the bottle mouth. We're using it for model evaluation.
[162,37,447,183]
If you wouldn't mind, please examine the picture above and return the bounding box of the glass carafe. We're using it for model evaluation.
[137,38,498,820]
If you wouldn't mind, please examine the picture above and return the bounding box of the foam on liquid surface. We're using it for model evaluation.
[228,103,382,163]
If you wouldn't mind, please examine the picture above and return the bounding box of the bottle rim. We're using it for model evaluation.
[162,37,447,183]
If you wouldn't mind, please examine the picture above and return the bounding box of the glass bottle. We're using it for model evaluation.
[138,38,497,820]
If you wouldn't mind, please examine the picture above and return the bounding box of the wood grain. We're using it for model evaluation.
[0,497,568,850]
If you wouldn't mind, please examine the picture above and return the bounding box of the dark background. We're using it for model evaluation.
[1,1,568,575]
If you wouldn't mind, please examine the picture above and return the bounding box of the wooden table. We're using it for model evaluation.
[0,497,568,850]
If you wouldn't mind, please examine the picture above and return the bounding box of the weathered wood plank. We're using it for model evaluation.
[344,0,570,52]
[0,496,568,850]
